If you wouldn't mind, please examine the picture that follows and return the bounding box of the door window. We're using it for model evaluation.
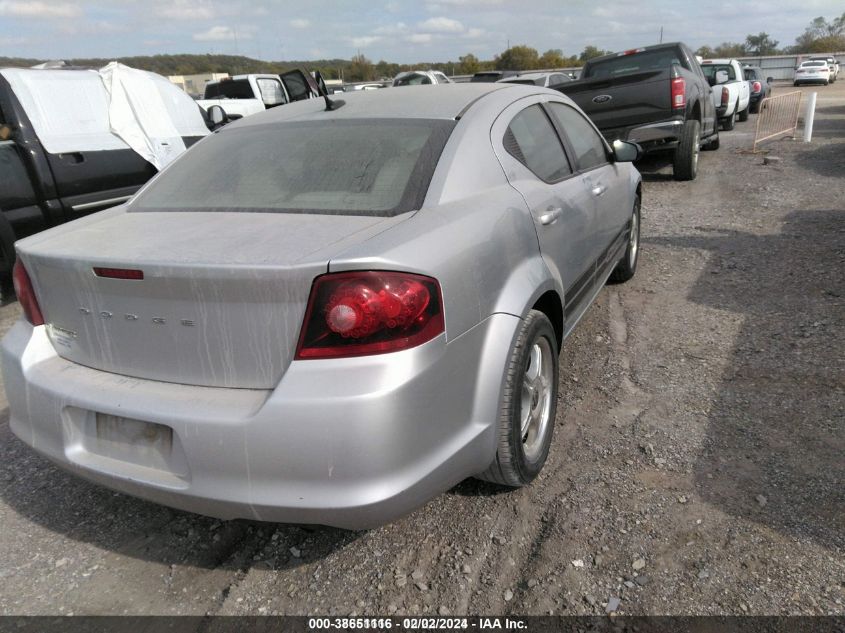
[256,78,286,106]
[280,71,311,101]
[547,102,608,172]
[504,104,572,182]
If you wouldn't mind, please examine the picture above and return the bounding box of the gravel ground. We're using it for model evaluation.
[0,82,842,617]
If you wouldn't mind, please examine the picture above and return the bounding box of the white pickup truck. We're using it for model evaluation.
[197,70,317,120]
[700,58,751,131]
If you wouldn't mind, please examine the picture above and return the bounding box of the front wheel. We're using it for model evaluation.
[609,197,641,283]
[673,119,700,181]
[476,310,559,487]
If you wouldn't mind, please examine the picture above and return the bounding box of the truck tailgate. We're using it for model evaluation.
[558,70,671,131]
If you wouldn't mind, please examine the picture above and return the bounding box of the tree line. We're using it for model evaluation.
[1,13,841,82]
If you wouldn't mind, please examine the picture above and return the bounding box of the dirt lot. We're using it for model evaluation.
[0,82,842,617]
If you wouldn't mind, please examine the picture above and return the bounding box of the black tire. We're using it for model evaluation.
[750,102,759,114]
[722,105,736,131]
[701,128,720,151]
[737,103,749,122]
[793,81,799,87]
[0,212,16,301]
[673,119,700,181]
[477,310,559,487]
[609,197,641,283]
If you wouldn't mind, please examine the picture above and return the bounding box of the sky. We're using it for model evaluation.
[0,0,842,63]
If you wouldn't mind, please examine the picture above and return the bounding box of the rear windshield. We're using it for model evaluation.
[743,68,761,80]
[204,79,253,99]
[131,118,455,217]
[470,73,502,82]
[802,61,827,67]
[394,73,432,86]
[701,64,736,81]
[583,50,685,79]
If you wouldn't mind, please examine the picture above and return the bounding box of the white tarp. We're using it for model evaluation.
[0,63,208,169]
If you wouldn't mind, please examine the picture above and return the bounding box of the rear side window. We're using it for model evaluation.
[547,102,608,172]
[504,104,572,182]
[205,79,253,99]
[131,118,455,217]
[256,78,286,106]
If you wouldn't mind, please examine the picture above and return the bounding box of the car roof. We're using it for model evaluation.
[234,83,520,125]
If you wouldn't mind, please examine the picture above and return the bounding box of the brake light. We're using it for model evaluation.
[721,86,729,106]
[12,260,44,326]
[752,81,762,93]
[295,271,444,359]
[93,267,144,280]
[671,77,685,109]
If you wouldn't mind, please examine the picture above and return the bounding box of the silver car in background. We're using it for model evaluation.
[3,84,642,529]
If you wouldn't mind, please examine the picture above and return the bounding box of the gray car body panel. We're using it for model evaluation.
[3,84,640,528]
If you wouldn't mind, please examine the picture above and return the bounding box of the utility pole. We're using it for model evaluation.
[659,27,663,43]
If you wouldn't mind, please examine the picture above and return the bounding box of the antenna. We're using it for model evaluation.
[314,70,345,111]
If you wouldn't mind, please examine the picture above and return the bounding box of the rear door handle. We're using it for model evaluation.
[591,184,607,196]
[539,207,563,225]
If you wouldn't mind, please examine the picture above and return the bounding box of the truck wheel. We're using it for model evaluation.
[609,196,640,283]
[738,103,749,122]
[722,105,736,131]
[476,310,558,487]
[701,128,720,151]
[0,212,17,301]
[673,119,700,181]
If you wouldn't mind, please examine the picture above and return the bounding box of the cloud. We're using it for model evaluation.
[193,25,254,41]
[418,16,464,33]
[0,1,80,18]
[349,35,382,48]
[373,22,408,35]
[289,18,310,29]
[407,33,433,43]
[463,27,486,39]
[156,0,215,20]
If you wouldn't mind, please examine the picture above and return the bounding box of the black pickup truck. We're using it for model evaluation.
[555,42,719,180]
[0,68,209,291]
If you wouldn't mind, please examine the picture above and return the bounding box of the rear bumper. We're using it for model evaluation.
[1,315,518,529]
[602,119,684,153]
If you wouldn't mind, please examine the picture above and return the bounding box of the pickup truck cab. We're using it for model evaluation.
[556,42,719,181]
[700,59,751,130]
[197,70,317,119]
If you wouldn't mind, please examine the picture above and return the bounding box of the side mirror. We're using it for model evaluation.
[0,124,13,141]
[766,77,773,84]
[612,139,642,163]
[715,70,729,84]
[206,104,229,128]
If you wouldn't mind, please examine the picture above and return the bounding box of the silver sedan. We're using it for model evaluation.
[2,84,642,529]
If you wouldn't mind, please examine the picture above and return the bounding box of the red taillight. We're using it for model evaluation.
[12,260,44,326]
[721,86,729,106]
[671,77,685,109]
[93,267,144,280]
[752,81,762,93]
[295,271,444,359]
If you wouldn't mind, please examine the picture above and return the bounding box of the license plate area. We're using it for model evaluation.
[93,413,173,471]
[63,408,190,487]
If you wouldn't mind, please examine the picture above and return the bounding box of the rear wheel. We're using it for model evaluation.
[0,213,16,302]
[609,197,640,283]
[673,119,700,181]
[722,105,736,131]
[477,310,558,487]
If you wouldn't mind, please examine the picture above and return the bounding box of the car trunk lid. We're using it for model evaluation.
[21,209,405,388]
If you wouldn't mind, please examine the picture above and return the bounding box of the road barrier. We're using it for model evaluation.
[752,91,803,151]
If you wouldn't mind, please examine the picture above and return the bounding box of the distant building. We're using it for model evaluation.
[168,73,229,98]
